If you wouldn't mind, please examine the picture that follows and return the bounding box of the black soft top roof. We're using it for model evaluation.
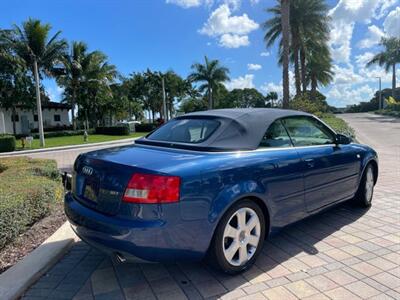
[136,108,312,151]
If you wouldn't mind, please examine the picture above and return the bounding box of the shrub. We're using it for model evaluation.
[15,129,96,139]
[0,157,62,249]
[31,125,73,133]
[289,95,329,114]
[95,126,130,136]
[0,135,16,153]
[319,113,355,138]
[135,123,158,132]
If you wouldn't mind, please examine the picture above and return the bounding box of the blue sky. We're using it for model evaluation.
[1,0,399,107]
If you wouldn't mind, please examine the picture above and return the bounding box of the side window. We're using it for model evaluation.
[282,117,335,146]
[259,120,292,148]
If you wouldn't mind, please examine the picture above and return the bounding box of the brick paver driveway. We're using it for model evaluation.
[23,113,400,300]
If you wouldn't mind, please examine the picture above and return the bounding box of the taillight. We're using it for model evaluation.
[123,173,180,204]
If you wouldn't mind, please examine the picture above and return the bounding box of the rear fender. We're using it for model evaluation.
[207,180,270,231]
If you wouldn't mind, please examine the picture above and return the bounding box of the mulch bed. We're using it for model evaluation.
[0,202,66,274]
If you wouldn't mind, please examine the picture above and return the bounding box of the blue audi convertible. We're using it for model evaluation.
[65,108,378,273]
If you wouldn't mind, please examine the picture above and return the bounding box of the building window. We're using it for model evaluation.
[54,115,61,122]
[11,114,19,122]
[34,115,38,122]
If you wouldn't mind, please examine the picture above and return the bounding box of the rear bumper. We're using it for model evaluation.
[64,192,208,262]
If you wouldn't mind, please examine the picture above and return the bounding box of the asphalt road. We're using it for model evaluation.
[339,113,400,181]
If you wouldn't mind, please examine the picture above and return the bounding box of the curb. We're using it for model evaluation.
[0,222,77,300]
[0,137,140,157]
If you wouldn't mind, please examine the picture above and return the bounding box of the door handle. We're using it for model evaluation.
[304,158,315,168]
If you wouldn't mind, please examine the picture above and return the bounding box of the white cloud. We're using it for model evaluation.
[219,33,249,48]
[166,0,202,8]
[326,84,374,106]
[260,70,295,97]
[47,86,64,101]
[225,74,255,90]
[328,0,394,63]
[199,4,258,36]
[260,51,270,57]
[247,63,262,71]
[199,4,258,48]
[358,25,385,48]
[332,65,364,85]
[355,52,375,68]
[383,6,400,37]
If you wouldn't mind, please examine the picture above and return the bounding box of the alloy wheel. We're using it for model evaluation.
[222,207,261,266]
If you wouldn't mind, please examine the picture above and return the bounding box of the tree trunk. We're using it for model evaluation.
[281,0,290,108]
[208,86,213,110]
[0,109,5,134]
[311,76,317,101]
[300,47,307,94]
[33,59,45,147]
[293,36,301,96]
[11,106,16,135]
[71,87,76,130]
[392,63,396,99]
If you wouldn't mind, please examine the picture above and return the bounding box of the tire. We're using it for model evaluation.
[208,199,266,274]
[354,164,375,208]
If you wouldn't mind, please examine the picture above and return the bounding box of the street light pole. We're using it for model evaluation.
[376,77,382,110]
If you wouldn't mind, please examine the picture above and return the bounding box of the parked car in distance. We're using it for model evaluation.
[64,108,378,274]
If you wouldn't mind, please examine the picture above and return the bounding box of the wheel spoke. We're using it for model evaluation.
[238,245,248,265]
[247,234,259,247]
[246,215,258,232]
[225,241,239,261]
[237,209,246,230]
[224,224,238,238]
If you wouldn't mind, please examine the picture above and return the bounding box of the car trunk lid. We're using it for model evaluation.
[72,144,205,215]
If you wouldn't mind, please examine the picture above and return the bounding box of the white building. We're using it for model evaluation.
[0,102,71,135]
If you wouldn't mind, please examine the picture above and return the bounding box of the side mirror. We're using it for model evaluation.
[335,134,352,145]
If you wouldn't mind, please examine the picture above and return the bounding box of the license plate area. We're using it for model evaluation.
[83,179,99,203]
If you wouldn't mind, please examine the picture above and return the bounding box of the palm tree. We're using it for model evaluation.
[188,56,230,109]
[263,0,330,97]
[78,51,117,128]
[57,41,88,130]
[280,0,290,107]
[266,91,278,107]
[5,18,67,146]
[367,37,400,99]
[306,41,334,100]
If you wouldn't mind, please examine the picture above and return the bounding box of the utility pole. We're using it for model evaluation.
[161,76,168,121]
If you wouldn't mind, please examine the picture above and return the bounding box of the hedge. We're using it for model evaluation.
[95,126,130,135]
[16,129,95,139]
[0,157,63,249]
[0,135,16,153]
[135,123,158,132]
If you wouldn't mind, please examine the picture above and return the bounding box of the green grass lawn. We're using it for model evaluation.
[16,132,147,150]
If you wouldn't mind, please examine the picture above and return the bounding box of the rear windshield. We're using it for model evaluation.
[147,118,220,144]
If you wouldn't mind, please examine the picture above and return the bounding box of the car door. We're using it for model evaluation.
[282,116,360,212]
[258,119,307,226]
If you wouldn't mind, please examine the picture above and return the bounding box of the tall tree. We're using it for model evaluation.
[57,41,88,130]
[188,56,230,109]
[367,37,400,99]
[0,30,36,134]
[264,0,331,97]
[265,91,278,107]
[5,18,67,146]
[306,42,334,100]
[280,0,290,108]
[78,51,117,128]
